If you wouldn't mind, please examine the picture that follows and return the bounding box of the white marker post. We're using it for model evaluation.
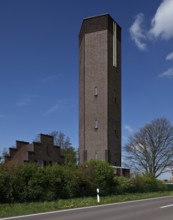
[97,188,100,203]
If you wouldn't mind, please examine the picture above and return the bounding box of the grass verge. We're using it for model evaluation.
[1,191,173,218]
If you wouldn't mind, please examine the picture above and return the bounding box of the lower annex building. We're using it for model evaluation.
[5,134,64,166]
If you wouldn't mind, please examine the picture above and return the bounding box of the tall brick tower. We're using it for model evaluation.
[79,14,121,166]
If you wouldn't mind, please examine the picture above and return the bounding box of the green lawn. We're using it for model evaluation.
[1,191,173,218]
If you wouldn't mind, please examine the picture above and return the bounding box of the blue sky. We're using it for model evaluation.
[0,0,173,175]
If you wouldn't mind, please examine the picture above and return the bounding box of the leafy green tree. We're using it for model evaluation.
[0,164,9,203]
[0,164,20,204]
[15,163,41,202]
[81,160,115,196]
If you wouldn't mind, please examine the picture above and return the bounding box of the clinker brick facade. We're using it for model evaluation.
[79,14,121,166]
[5,134,64,166]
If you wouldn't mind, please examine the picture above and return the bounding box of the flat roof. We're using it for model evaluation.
[83,13,110,21]
[81,13,120,28]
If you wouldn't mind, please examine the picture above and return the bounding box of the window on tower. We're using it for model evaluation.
[94,87,98,96]
[95,152,98,160]
[95,120,98,129]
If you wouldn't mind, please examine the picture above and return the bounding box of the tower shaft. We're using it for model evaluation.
[79,14,121,166]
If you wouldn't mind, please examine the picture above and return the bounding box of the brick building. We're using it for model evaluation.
[5,134,64,166]
[79,14,121,166]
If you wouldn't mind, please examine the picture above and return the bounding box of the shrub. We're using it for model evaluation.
[0,162,167,204]
[81,160,115,196]
[0,165,9,203]
[114,176,135,194]
[133,174,164,193]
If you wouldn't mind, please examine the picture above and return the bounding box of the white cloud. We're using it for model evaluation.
[129,13,147,50]
[16,95,39,107]
[45,104,59,114]
[166,52,173,61]
[16,97,33,107]
[124,125,134,134]
[130,0,173,50]
[132,143,149,152]
[149,0,173,39]
[41,75,59,84]
[159,68,173,78]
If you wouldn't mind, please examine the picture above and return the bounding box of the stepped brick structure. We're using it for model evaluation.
[5,134,64,166]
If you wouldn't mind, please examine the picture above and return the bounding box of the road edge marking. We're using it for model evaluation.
[1,196,173,220]
[160,204,173,209]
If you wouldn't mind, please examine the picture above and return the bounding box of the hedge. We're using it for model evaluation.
[0,161,166,204]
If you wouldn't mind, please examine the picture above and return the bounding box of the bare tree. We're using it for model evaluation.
[34,131,72,149]
[0,148,9,164]
[125,118,173,178]
[50,131,76,166]
[50,131,72,149]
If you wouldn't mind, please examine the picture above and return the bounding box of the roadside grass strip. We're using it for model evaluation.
[1,191,173,218]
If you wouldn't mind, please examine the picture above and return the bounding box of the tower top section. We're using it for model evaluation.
[79,14,121,44]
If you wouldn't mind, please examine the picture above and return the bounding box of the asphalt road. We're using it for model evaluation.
[2,196,173,220]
